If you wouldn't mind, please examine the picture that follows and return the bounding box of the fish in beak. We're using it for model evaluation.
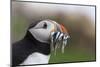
[50,23,70,55]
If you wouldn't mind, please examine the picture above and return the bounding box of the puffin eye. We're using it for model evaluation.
[43,22,47,29]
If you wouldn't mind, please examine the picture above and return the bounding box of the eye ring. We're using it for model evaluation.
[43,22,47,29]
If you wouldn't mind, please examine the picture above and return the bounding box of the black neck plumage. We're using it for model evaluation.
[24,31,51,55]
[12,31,50,66]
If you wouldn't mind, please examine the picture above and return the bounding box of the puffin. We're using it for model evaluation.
[12,19,70,67]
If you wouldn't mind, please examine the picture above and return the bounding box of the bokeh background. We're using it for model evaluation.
[11,1,96,64]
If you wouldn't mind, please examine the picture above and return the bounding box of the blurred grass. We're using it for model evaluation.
[49,47,95,63]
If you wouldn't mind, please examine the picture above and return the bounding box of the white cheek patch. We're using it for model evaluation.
[28,21,55,43]
[29,28,50,43]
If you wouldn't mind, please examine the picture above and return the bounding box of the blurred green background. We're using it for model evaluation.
[11,1,96,64]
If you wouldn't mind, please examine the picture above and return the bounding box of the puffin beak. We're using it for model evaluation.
[50,23,70,55]
[60,24,68,33]
[59,24,70,38]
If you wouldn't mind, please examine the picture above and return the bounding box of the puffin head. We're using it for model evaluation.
[28,19,70,54]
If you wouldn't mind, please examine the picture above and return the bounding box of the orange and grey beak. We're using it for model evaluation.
[54,23,70,39]
[59,24,70,38]
[60,24,68,33]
